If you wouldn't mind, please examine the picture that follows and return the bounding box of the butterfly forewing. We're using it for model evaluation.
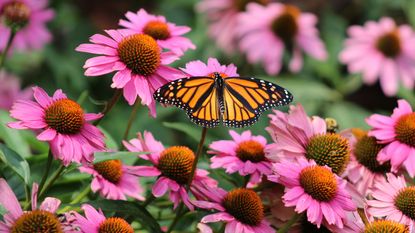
[222,77,293,127]
[153,76,221,128]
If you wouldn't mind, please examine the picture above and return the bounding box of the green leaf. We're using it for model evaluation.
[272,77,342,102]
[23,131,48,154]
[88,200,162,233]
[397,87,415,106]
[99,127,119,150]
[406,0,415,27]
[324,101,371,130]
[93,151,148,165]
[0,144,31,184]
[0,110,31,158]
[163,122,212,143]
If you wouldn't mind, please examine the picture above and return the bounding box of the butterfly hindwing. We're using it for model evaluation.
[222,76,293,127]
[153,77,220,128]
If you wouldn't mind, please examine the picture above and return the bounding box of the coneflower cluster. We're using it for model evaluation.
[2,1,415,233]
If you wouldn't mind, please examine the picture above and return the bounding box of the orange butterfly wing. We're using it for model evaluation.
[153,77,220,127]
[222,77,293,127]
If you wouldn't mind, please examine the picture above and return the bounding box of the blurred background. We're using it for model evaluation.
[4,0,415,149]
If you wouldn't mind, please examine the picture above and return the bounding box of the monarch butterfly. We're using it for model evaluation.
[153,72,293,128]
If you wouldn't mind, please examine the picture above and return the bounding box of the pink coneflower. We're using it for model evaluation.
[197,0,269,54]
[0,71,32,110]
[194,187,274,233]
[119,8,195,55]
[367,99,415,177]
[123,131,218,210]
[8,86,106,166]
[76,30,183,117]
[367,173,415,226]
[340,17,415,96]
[237,3,327,75]
[343,128,392,195]
[209,130,272,187]
[266,104,350,174]
[181,57,238,77]
[75,204,134,233]
[0,179,65,232]
[269,158,356,228]
[79,159,146,201]
[0,0,54,53]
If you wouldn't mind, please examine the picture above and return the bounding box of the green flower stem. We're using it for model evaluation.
[60,186,91,213]
[357,208,369,225]
[121,100,140,147]
[277,213,302,233]
[39,164,66,198]
[166,202,185,233]
[93,89,122,126]
[71,185,91,204]
[24,184,30,205]
[23,150,58,210]
[38,150,53,196]
[142,193,156,207]
[0,29,16,70]
[186,127,208,191]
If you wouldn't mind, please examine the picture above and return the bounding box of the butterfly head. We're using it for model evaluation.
[212,72,223,79]
[212,72,225,87]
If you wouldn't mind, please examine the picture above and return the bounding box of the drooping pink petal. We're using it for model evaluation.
[39,197,61,213]
[0,179,23,221]
[201,212,234,223]
[152,177,169,197]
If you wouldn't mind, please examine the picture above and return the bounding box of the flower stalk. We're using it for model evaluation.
[187,127,208,190]
[121,99,140,145]
[93,89,122,126]
[0,29,17,70]
[38,149,53,195]
[39,164,66,198]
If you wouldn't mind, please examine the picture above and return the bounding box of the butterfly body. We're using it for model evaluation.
[154,72,293,128]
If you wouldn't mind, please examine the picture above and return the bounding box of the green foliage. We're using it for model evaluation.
[88,200,163,233]
[94,151,144,165]
[163,122,213,143]
[0,110,30,158]
[0,144,31,184]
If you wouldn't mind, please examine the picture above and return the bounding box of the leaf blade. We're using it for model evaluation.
[0,144,31,184]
